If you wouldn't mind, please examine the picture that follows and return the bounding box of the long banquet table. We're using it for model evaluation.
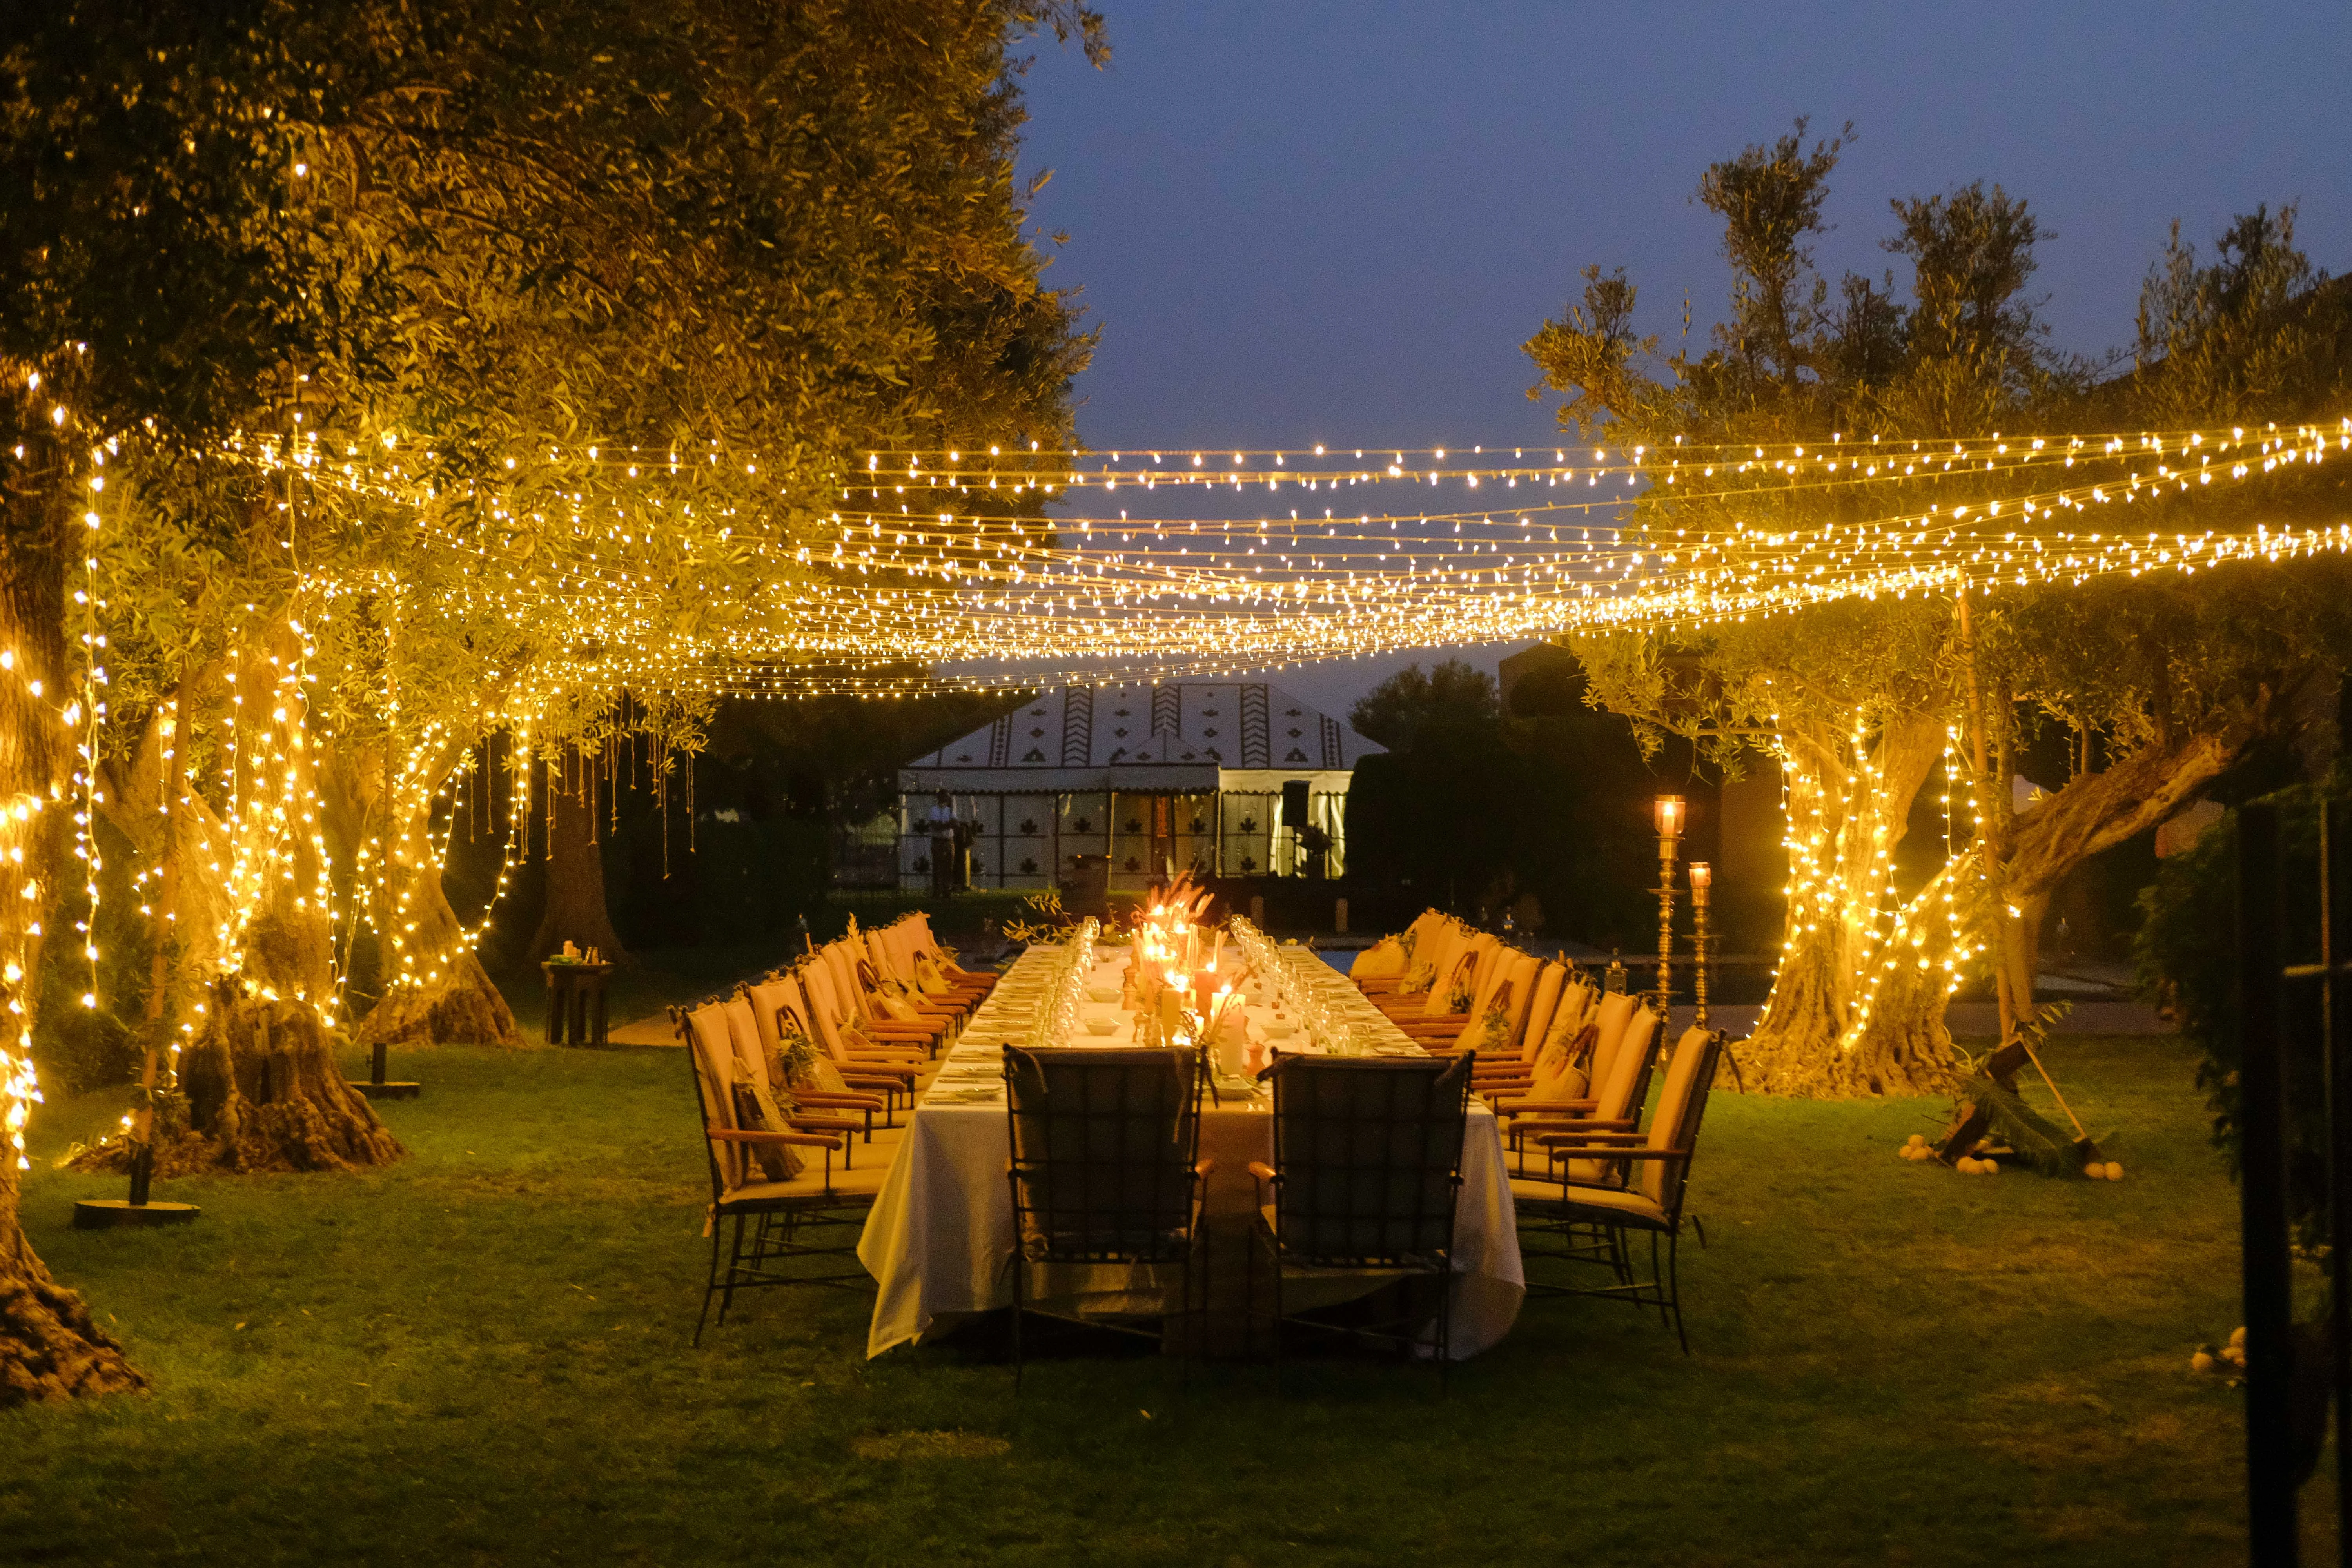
[856,938,1524,1360]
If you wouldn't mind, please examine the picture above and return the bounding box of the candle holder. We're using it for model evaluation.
[1688,861,1712,1029]
[1653,796,1683,1014]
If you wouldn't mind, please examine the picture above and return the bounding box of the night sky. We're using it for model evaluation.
[1012,2,2352,721]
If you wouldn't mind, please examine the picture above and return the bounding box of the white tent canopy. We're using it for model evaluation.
[891,682,1380,891]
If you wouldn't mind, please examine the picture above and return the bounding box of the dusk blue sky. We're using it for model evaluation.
[1012,2,2352,720]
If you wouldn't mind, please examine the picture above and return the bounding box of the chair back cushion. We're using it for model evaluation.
[1595,1006,1660,1122]
[1518,964,1568,1063]
[1267,1053,1472,1265]
[685,1004,748,1191]
[1411,924,1466,1007]
[1457,953,1539,1054]
[1584,990,1639,1089]
[1004,1047,1200,1263]
[865,929,903,987]
[1403,909,1446,959]
[914,955,953,996]
[1527,976,1586,1065]
[720,996,770,1089]
[1427,938,1490,1017]
[1564,1007,1665,1183]
[1531,1019,1595,1102]
[745,979,791,1054]
[1640,1027,1719,1202]
[796,960,853,1053]
[820,942,865,1018]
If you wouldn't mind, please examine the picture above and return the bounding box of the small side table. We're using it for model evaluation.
[543,961,614,1047]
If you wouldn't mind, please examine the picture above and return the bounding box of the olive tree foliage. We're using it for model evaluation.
[0,0,1101,1393]
[59,0,1103,1045]
[1524,120,2352,1096]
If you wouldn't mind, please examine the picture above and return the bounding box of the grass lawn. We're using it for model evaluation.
[0,1029,2312,1566]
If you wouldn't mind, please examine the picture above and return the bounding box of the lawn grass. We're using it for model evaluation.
[0,1031,2311,1566]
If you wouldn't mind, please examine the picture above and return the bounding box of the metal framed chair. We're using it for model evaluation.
[1246,1051,1475,1386]
[675,1005,886,1347]
[1496,999,1662,1168]
[908,912,999,996]
[1002,1045,1210,1388]
[748,973,917,1121]
[1512,1027,1724,1352]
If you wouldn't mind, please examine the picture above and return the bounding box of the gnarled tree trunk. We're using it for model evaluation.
[354,862,520,1049]
[330,738,520,1051]
[95,674,234,1041]
[1997,720,2259,1016]
[0,412,143,1404]
[1829,714,2265,1074]
[1743,710,1962,1096]
[178,984,403,1171]
[81,630,406,1176]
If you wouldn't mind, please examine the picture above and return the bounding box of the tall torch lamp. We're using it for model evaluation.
[1653,795,1684,1014]
[1688,861,1712,1029]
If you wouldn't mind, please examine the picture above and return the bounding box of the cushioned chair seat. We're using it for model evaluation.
[721,1158,890,1207]
[1508,1176,1667,1230]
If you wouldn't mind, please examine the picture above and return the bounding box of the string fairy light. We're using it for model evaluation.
[3,393,2342,1173]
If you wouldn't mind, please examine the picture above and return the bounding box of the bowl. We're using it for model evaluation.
[1084,1018,1119,1036]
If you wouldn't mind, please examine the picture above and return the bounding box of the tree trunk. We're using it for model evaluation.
[176,984,403,1172]
[1742,711,1959,1096]
[330,737,521,1051]
[81,630,407,1176]
[1848,715,2264,1079]
[1829,852,1977,1095]
[1991,720,2257,1021]
[355,864,520,1049]
[528,744,626,963]
[0,408,143,1405]
[95,674,232,1055]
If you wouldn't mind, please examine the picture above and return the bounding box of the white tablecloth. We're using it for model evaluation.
[856,942,1524,1359]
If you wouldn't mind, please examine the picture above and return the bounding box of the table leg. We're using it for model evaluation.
[545,979,563,1045]
[592,984,607,1048]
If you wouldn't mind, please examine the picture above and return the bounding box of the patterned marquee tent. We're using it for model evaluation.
[893,682,1380,891]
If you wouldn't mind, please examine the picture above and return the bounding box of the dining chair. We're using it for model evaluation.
[827,940,951,1054]
[1373,920,1464,1016]
[801,952,940,1060]
[1002,1045,1210,1390]
[718,991,889,1157]
[1352,909,1444,995]
[746,972,918,1120]
[1247,1051,1475,1387]
[1469,964,1576,1094]
[1495,1001,1663,1171]
[1512,1027,1725,1352]
[888,918,993,1005]
[911,913,1000,996]
[675,1003,886,1347]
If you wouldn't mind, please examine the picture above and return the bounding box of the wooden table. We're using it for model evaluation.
[541,961,614,1047]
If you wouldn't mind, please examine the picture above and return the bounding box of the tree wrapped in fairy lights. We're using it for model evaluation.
[1526,122,2352,1096]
